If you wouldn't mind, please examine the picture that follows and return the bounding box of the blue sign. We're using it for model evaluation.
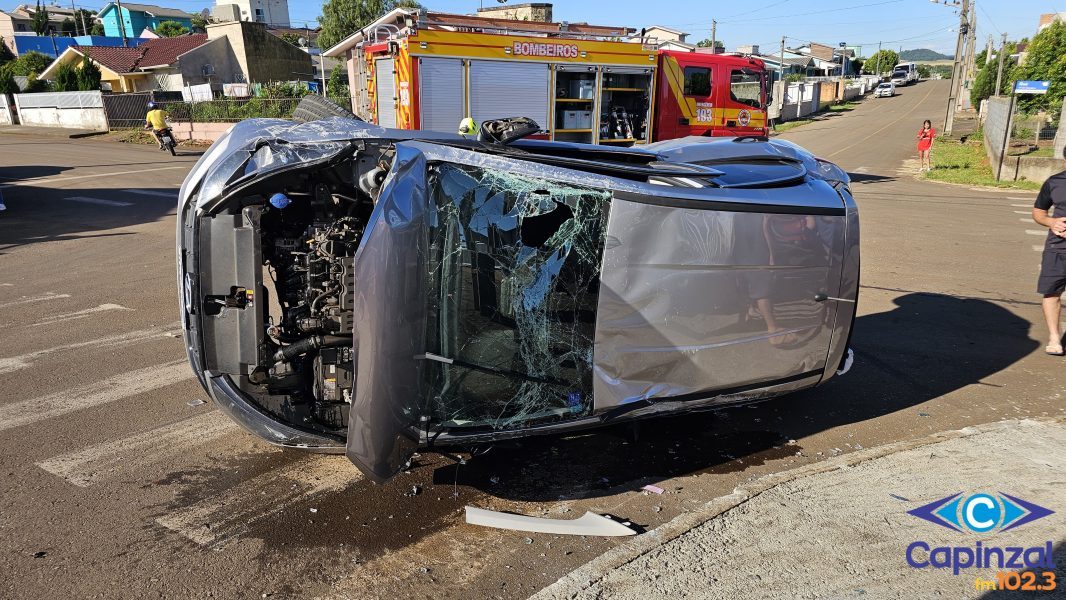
[1014,80,1050,95]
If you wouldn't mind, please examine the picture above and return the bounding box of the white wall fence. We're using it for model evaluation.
[13,90,108,131]
[0,93,14,125]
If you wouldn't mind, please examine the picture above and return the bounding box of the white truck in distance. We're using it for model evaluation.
[892,62,919,85]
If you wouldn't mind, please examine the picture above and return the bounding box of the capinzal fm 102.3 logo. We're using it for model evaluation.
[904,492,1057,577]
[907,492,1053,533]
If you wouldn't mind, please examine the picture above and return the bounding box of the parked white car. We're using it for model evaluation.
[874,82,895,97]
[889,71,908,86]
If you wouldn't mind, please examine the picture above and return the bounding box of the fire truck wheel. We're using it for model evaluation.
[292,95,361,124]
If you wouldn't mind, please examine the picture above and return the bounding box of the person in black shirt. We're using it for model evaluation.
[1032,146,1066,355]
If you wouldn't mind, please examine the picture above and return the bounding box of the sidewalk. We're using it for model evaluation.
[533,419,1066,600]
[0,125,106,139]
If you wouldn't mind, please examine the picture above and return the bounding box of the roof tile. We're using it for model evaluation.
[79,34,207,73]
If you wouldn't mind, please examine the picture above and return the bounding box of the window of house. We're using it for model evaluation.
[254,8,264,22]
[683,66,711,96]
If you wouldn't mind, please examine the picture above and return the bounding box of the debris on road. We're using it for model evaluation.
[465,506,638,537]
[187,399,206,407]
[641,485,665,495]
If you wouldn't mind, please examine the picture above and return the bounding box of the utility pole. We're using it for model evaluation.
[710,20,717,54]
[985,34,993,65]
[994,32,1007,96]
[874,41,882,77]
[779,35,785,83]
[70,0,80,36]
[944,0,970,136]
[964,4,976,80]
[79,4,88,36]
[115,0,128,47]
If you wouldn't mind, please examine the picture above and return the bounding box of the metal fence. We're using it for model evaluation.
[101,91,182,129]
[15,90,102,109]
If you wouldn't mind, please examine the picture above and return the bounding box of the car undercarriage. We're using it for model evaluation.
[178,117,858,482]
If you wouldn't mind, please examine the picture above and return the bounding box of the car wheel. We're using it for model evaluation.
[292,95,362,123]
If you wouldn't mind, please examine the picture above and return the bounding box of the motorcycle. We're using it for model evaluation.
[146,124,177,156]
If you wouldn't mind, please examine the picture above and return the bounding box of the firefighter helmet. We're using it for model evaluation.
[458,117,479,136]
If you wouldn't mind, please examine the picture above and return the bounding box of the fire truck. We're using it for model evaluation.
[324,10,769,145]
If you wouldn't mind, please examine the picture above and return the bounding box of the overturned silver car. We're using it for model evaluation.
[177,115,858,482]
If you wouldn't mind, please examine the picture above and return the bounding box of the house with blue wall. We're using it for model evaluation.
[14,35,148,57]
[97,3,193,38]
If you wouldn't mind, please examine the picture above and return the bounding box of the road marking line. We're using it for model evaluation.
[825,82,938,159]
[1014,210,1032,214]
[1033,245,1045,251]
[28,303,133,327]
[1020,218,1035,222]
[0,361,193,433]
[0,166,186,188]
[65,196,133,207]
[1008,197,1031,200]
[122,189,178,198]
[1026,230,1047,236]
[35,412,239,487]
[0,322,181,374]
[0,292,70,309]
[1012,204,1032,207]
[155,456,361,546]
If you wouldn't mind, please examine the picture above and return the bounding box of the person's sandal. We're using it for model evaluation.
[1045,344,1064,356]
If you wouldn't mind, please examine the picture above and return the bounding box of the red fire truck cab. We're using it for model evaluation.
[654,51,769,140]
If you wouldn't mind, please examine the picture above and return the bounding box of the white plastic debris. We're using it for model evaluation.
[641,484,665,495]
[465,506,637,537]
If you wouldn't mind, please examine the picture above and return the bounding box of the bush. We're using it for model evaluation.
[52,60,78,91]
[76,56,101,90]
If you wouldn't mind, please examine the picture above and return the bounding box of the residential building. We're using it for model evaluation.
[96,2,193,39]
[643,25,687,44]
[13,34,147,57]
[1038,12,1066,31]
[40,21,312,92]
[1,4,84,53]
[212,0,290,27]
[40,34,207,91]
[475,2,552,22]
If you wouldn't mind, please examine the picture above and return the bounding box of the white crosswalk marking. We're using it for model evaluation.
[28,303,133,327]
[0,361,193,432]
[122,189,178,198]
[0,322,181,374]
[1026,230,1047,236]
[35,412,239,487]
[155,456,360,545]
[1014,210,1032,215]
[65,196,133,207]
[0,292,70,309]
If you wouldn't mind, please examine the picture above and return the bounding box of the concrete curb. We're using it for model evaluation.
[0,127,107,139]
[529,417,1066,600]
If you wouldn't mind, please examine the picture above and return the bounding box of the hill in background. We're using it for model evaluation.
[899,48,953,61]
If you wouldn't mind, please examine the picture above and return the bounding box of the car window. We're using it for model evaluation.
[683,66,711,96]
[729,69,762,108]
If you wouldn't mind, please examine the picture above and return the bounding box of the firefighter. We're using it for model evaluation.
[458,117,479,138]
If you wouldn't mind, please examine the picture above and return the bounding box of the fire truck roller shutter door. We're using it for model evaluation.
[376,57,397,128]
[420,57,465,134]
[469,60,549,132]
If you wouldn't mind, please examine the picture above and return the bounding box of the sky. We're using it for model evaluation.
[10,0,1065,56]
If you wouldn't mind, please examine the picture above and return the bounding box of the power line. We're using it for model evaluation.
[976,2,1002,35]
[718,0,905,25]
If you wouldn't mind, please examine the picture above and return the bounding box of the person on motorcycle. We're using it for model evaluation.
[144,101,170,150]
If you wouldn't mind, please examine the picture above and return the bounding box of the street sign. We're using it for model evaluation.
[1013,80,1050,95]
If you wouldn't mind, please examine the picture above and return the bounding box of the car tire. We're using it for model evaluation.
[292,95,362,123]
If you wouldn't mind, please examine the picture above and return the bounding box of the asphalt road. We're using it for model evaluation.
[1,79,1063,600]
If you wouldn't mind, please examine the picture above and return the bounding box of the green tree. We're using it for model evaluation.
[861,49,898,75]
[327,66,349,104]
[90,22,104,36]
[60,17,76,35]
[5,51,52,77]
[1014,21,1066,112]
[917,64,931,78]
[191,13,208,33]
[318,0,420,52]
[76,56,101,90]
[24,72,50,92]
[73,9,96,34]
[0,70,18,95]
[970,42,1016,108]
[280,32,302,46]
[0,38,15,66]
[52,60,78,91]
[695,38,724,52]
[155,20,190,37]
[31,1,51,35]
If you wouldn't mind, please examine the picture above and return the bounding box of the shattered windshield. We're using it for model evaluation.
[198,139,352,204]
[422,163,612,429]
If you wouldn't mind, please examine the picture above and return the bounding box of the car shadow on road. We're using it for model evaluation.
[0,165,73,182]
[0,182,179,253]
[849,172,896,185]
[432,292,1040,502]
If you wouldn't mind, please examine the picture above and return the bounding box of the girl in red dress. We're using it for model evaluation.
[916,119,935,172]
